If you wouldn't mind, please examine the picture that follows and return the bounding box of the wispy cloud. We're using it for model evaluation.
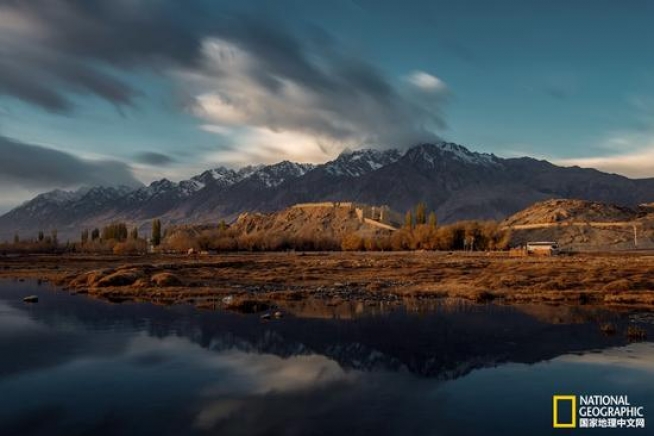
[134,151,176,166]
[0,135,141,190]
[556,147,654,178]
[184,33,448,158]
[405,71,447,92]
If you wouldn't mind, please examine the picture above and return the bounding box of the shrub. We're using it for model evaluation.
[341,233,364,251]
[151,272,182,287]
[113,239,146,255]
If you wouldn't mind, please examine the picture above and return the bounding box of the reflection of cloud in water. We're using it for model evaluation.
[125,333,352,394]
[2,281,653,436]
[0,301,43,332]
[121,333,358,430]
[194,352,356,429]
[556,342,654,372]
[557,342,654,367]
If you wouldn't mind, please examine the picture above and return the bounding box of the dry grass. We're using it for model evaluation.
[2,252,654,309]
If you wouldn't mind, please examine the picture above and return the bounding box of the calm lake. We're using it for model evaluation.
[1,279,653,436]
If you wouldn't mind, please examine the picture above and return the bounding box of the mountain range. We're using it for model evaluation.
[2,142,654,241]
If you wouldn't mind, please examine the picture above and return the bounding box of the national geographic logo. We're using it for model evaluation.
[553,395,646,429]
[553,395,577,428]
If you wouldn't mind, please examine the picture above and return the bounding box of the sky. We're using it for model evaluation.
[2,0,654,211]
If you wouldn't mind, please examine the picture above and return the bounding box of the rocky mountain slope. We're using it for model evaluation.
[503,199,654,250]
[3,142,654,241]
[231,203,394,243]
[503,199,641,226]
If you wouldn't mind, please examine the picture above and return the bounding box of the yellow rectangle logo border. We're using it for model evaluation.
[553,395,577,428]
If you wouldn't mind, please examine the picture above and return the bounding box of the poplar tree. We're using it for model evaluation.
[415,202,427,225]
[152,219,162,246]
[428,212,438,228]
[404,210,414,229]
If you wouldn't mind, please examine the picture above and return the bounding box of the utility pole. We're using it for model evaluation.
[633,224,638,248]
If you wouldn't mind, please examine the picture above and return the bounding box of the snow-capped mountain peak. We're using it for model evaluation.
[406,142,501,167]
[325,148,402,177]
[246,161,315,188]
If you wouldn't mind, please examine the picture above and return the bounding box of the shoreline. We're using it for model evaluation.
[2,252,654,311]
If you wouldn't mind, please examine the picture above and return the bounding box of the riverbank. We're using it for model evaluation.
[2,252,654,310]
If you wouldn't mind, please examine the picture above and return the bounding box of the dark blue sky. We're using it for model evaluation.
[1,0,654,209]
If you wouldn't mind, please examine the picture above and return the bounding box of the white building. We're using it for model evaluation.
[526,241,560,255]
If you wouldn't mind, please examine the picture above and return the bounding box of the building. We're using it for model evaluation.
[526,241,560,256]
[292,202,403,229]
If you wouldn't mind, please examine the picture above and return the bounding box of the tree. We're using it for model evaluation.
[404,210,414,229]
[81,229,89,244]
[218,219,228,232]
[13,234,19,244]
[428,212,438,228]
[51,229,58,246]
[38,231,44,242]
[130,227,139,240]
[101,222,129,241]
[415,202,427,225]
[152,219,162,246]
[341,233,364,251]
[91,228,100,241]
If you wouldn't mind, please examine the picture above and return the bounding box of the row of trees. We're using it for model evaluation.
[1,229,61,254]
[404,202,438,228]
[2,219,165,256]
[75,219,164,254]
[2,206,511,254]
[156,219,511,253]
[79,220,162,245]
[342,221,511,251]
[11,229,59,245]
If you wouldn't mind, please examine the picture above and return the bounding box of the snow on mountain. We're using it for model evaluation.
[22,186,133,211]
[405,142,501,168]
[246,161,315,188]
[324,148,402,177]
[4,141,654,241]
[29,189,85,206]
[191,165,265,188]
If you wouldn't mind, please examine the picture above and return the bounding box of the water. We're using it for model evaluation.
[1,280,653,436]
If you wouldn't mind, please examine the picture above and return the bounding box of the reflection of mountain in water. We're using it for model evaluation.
[1,280,648,380]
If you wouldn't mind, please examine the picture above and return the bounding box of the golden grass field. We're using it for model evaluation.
[3,251,654,311]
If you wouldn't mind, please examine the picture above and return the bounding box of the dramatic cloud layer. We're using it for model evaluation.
[186,37,446,159]
[0,0,448,158]
[0,0,209,111]
[0,135,142,189]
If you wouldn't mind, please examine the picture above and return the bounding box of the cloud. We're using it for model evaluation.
[0,135,142,190]
[0,1,449,155]
[0,0,212,112]
[556,128,654,178]
[557,149,654,178]
[184,34,448,154]
[406,71,447,92]
[203,128,337,166]
[134,151,176,166]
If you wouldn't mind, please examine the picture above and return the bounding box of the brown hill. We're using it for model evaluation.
[231,202,397,241]
[503,199,654,250]
[503,199,638,227]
